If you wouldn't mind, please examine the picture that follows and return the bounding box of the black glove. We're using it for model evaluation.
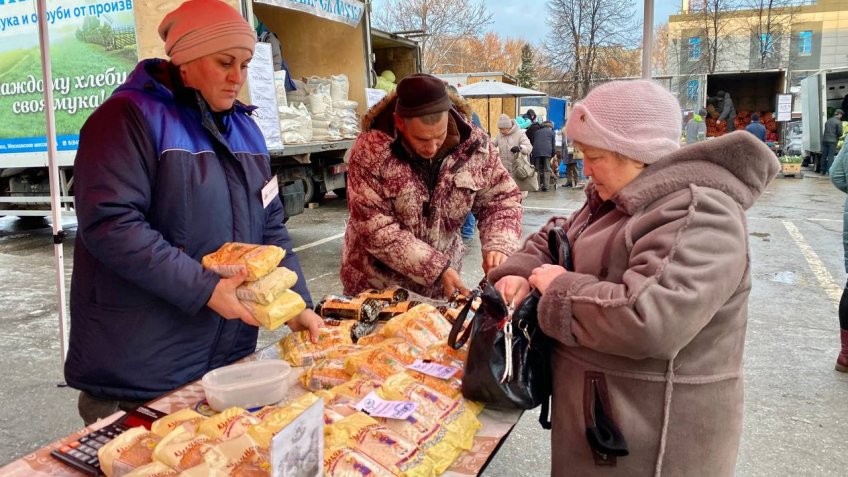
[510,146,520,153]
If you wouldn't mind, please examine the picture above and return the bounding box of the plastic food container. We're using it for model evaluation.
[201,359,292,412]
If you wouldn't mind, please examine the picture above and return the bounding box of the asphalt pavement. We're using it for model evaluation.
[0,168,846,476]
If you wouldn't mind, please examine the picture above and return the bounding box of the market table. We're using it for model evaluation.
[0,350,523,476]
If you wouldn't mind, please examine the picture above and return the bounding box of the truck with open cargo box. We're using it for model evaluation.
[800,68,848,167]
[0,0,420,221]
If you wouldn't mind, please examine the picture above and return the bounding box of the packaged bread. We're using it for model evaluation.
[356,332,387,347]
[324,446,397,477]
[236,267,298,304]
[329,377,383,400]
[323,407,349,426]
[314,295,381,323]
[380,304,452,348]
[175,462,213,477]
[98,427,161,477]
[278,319,356,366]
[150,409,204,438]
[152,426,215,470]
[356,286,410,303]
[402,370,462,399]
[380,338,425,365]
[197,407,261,440]
[424,341,468,370]
[301,357,351,391]
[377,300,422,321]
[344,347,407,380]
[240,289,306,330]
[436,305,461,323]
[122,461,177,477]
[380,373,480,451]
[331,413,435,477]
[372,409,461,474]
[203,434,269,476]
[202,243,284,281]
[248,393,320,449]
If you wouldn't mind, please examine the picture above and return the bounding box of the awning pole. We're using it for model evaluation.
[36,0,70,368]
[642,0,654,79]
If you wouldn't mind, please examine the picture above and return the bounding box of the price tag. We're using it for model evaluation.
[406,359,460,380]
[355,391,417,420]
[261,178,280,209]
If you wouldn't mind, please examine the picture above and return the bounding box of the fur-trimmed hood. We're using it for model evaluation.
[615,131,780,214]
[361,90,475,135]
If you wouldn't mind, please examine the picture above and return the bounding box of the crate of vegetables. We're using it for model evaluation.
[779,155,803,178]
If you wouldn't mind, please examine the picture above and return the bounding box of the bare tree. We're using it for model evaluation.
[440,33,525,74]
[653,23,669,76]
[681,0,741,74]
[544,0,640,99]
[745,0,800,69]
[372,0,493,73]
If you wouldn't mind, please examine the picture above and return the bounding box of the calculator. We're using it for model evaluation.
[50,405,168,476]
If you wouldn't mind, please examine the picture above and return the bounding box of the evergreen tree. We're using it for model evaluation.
[516,44,537,89]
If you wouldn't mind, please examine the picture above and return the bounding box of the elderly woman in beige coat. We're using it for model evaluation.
[493,114,534,193]
[489,80,779,476]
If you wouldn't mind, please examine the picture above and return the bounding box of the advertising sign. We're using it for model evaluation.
[0,0,137,165]
[255,0,364,27]
[776,93,793,122]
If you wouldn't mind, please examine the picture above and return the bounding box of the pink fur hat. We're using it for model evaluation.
[158,0,256,66]
[566,80,682,164]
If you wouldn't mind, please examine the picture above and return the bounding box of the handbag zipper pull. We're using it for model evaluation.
[500,298,516,384]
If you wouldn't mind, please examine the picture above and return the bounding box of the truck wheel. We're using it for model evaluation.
[302,178,325,204]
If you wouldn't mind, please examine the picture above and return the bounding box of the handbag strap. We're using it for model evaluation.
[447,289,481,350]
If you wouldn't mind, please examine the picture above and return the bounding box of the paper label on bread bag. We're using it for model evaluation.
[406,359,460,380]
[355,391,417,420]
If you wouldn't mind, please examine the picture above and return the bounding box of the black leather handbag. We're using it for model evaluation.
[447,227,573,429]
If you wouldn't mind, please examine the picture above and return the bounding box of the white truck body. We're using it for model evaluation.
[0,0,419,218]
[801,68,848,159]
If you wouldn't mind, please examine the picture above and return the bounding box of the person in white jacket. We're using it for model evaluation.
[493,114,534,193]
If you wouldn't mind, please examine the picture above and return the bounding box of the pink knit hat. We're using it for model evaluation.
[565,80,682,164]
[158,0,256,66]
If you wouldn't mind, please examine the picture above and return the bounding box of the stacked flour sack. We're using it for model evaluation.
[202,242,306,330]
[276,74,311,145]
[278,75,361,144]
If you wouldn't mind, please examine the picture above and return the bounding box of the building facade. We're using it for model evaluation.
[667,0,848,113]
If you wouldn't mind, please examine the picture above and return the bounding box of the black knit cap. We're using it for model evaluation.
[395,73,452,118]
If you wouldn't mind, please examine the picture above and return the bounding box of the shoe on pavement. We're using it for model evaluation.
[836,329,848,372]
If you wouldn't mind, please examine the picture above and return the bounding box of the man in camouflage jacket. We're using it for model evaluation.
[341,74,522,298]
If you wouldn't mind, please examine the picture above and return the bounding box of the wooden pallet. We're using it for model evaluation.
[779,163,803,179]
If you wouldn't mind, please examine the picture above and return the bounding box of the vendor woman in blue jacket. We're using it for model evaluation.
[66,0,322,425]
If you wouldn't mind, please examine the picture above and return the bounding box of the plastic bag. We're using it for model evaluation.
[98,427,160,477]
[301,357,351,391]
[151,426,214,471]
[236,267,298,305]
[324,446,396,477]
[278,103,313,144]
[330,413,435,477]
[273,70,288,109]
[278,319,356,366]
[197,407,260,440]
[121,462,176,477]
[240,289,306,330]
[308,83,332,115]
[330,74,349,102]
[150,408,203,438]
[201,243,284,281]
[248,393,320,449]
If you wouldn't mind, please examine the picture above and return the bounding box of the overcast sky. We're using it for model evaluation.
[370,0,682,45]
